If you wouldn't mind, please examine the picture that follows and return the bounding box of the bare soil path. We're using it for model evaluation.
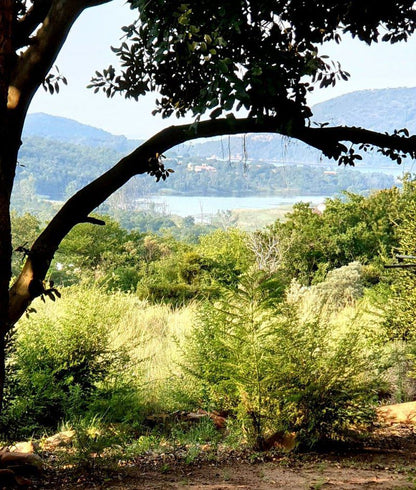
[42,425,416,490]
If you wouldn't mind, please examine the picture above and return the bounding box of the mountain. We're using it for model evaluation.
[312,87,416,132]
[174,87,416,168]
[15,87,415,204]
[23,113,142,153]
[24,87,416,163]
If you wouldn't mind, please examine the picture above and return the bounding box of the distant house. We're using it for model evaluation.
[193,164,217,173]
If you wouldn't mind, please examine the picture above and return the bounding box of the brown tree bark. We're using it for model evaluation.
[0,0,19,410]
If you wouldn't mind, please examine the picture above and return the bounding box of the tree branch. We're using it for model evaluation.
[15,0,53,49]
[8,116,416,326]
[81,216,106,225]
[11,0,113,115]
[298,125,416,160]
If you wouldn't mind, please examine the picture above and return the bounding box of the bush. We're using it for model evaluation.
[183,270,381,449]
[270,310,379,447]
[1,286,133,438]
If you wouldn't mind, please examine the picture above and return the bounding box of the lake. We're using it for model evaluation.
[144,195,329,217]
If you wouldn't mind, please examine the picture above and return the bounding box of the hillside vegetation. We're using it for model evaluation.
[5,177,416,463]
[16,87,416,206]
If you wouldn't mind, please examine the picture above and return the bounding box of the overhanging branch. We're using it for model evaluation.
[8,116,416,326]
[12,0,114,114]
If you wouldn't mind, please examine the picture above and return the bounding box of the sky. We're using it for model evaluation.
[27,0,416,140]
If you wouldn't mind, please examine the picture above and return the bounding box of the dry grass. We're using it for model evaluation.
[19,285,197,408]
[231,205,292,230]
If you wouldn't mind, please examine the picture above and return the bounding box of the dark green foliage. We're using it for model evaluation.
[52,216,144,290]
[136,160,394,197]
[383,178,416,340]
[94,0,415,125]
[270,314,379,447]
[135,228,253,305]
[17,137,123,200]
[183,269,379,449]
[183,271,282,448]
[261,187,402,285]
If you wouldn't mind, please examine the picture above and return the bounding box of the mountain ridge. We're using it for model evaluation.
[23,87,416,170]
[23,112,142,153]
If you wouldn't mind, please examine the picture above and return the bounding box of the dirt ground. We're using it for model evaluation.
[7,402,416,489]
[41,424,416,490]
[46,452,416,490]
[113,461,416,490]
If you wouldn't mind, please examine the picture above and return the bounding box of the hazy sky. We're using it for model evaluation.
[28,0,416,139]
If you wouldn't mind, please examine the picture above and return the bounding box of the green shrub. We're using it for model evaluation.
[183,270,381,449]
[57,415,127,473]
[1,286,133,438]
[270,310,379,447]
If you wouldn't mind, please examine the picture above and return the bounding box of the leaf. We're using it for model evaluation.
[218,60,229,74]
[210,107,223,119]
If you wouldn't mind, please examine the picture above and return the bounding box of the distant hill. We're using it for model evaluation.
[15,87,415,205]
[174,87,416,168]
[312,87,416,132]
[23,113,142,153]
[24,87,416,165]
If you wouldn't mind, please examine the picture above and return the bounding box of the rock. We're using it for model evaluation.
[0,451,43,472]
[377,401,416,425]
[41,430,75,451]
[10,441,35,454]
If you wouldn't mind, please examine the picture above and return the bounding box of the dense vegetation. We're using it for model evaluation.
[4,176,416,457]
[14,135,394,202]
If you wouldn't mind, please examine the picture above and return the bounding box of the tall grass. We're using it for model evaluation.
[107,294,197,409]
[2,284,197,437]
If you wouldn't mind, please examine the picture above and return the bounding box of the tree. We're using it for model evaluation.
[258,189,402,285]
[1,0,416,409]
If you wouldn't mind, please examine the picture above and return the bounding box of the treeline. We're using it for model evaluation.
[11,178,407,299]
[4,177,416,454]
[145,159,394,196]
[15,136,395,202]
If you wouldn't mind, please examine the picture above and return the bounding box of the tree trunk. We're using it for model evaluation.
[0,134,21,411]
[0,332,6,411]
[0,0,21,413]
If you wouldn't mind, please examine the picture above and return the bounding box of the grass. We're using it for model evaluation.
[17,285,198,413]
[231,205,293,230]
